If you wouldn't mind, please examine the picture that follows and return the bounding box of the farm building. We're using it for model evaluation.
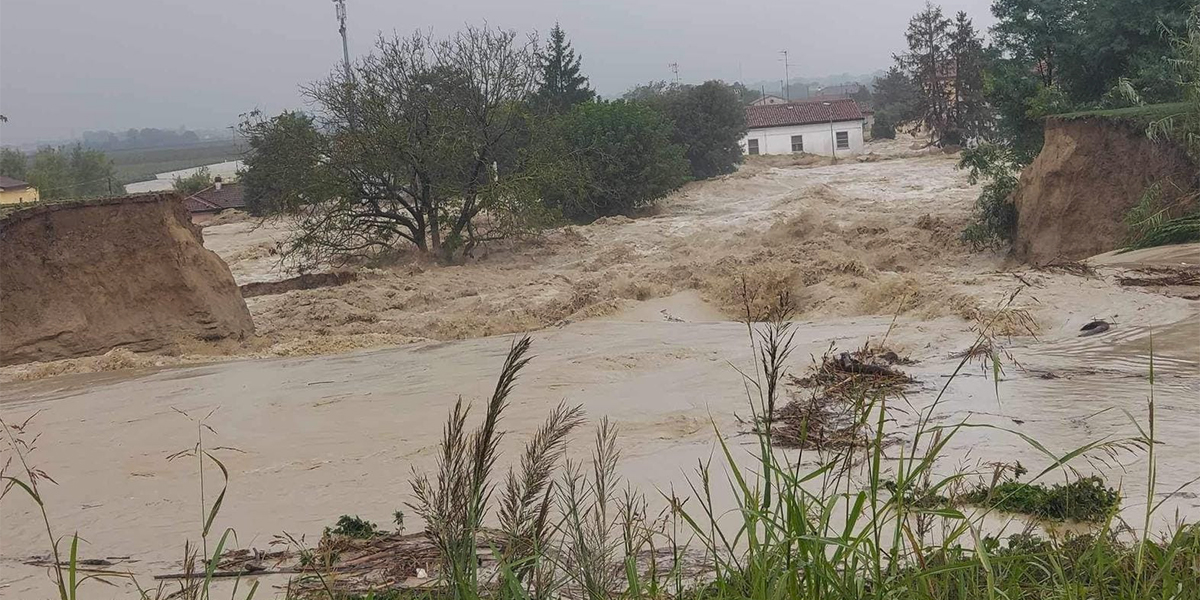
[741,98,866,157]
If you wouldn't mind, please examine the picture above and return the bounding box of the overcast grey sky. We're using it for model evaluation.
[0,0,995,145]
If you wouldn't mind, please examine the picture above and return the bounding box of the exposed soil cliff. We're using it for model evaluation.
[1013,117,1198,263]
[0,194,254,365]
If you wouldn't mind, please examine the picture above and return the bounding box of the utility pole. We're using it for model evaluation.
[780,50,790,101]
[333,0,351,80]
[823,101,836,159]
[668,62,680,86]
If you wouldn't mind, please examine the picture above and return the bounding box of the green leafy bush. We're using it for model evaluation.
[327,514,380,539]
[960,476,1121,523]
[960,143,1021,248]
[545,101,689,222]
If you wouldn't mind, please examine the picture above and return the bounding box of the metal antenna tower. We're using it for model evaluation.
[333,0,351,79]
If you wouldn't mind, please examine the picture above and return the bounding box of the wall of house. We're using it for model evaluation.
[740,120,865,157]
[0,187,39,205]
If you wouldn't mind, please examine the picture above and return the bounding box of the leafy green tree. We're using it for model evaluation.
[896,2,953,143]
[659,81,747,179]
[871,67,920,139]
[622,80,675,102]
[296,26,552,264]
[173,166,212,196]
[546,101,688,221]
[26,145,114,200]
[990,0,1081,88]
[622,81,747,179]
[0,148,27,180]
[238,110,328,215]
[533,24,594,113]
[1062,0,1189,103]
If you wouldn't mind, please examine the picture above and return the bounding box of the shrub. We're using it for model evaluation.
[546,101,689,222]
[327,514,379,539]
[960,476,1121,523]
[960,142,1021,248]
[172,166,212,196]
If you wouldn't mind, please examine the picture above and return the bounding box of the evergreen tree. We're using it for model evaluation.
[534,24,594,113]
[949,11,988,143]
[896,2,953,144]
[871,66,920,139]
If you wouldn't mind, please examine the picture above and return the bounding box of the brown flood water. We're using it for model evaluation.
[1,302,1197,598]
[2,143,1198,597]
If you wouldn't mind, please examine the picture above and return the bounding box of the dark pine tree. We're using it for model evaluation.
[534,24,595,113]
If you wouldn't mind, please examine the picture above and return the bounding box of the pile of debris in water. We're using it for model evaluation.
[149,527,711,598]
[769,342,916,450]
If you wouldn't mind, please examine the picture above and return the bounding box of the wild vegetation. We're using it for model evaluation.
[868,1,1197,249]
[173,166,213,196]
[237,24,746,266]
[0,144,117,200]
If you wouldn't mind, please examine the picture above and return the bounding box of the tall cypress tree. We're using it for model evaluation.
[949,11,988,142]
[534,24,594,113]
[896,2,952,144]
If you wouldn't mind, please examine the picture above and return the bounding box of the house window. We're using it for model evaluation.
[836,131,850,150]
[790,135,804,153]
[747,139,759,155]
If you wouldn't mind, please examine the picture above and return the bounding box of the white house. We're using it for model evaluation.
[741,98,866,157]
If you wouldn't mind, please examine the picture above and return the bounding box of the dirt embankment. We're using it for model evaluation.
[1013,117,1198,263]
[0,194,254,365]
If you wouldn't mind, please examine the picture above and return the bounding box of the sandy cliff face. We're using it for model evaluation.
[1012,118,1198,263]
[0,194,254,365]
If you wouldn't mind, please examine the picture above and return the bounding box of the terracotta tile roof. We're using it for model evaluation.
[745,99,864,129]
[183,182,246,213]
[0,175,33,190]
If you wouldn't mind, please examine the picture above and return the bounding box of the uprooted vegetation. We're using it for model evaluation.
[767,342,917,450]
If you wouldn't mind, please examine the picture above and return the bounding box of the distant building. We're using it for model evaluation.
[814,83,864,98]
[0,176,39,205]
[741,99,866,157]
[182,178,246,223]
[751,94,788,106]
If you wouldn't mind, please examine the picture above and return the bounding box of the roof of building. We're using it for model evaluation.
[745,99,865,129]
[183,181,246,213]
[0,175,33,190]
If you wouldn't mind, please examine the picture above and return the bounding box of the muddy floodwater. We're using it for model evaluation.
[2,141,1198,598]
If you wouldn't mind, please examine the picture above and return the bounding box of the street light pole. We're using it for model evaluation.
[823,101,835,159]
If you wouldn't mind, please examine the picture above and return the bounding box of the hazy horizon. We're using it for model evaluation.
[0,0,994,146]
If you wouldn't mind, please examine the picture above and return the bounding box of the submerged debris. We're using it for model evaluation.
[767,343,916,450]
[1116,269,1200,288]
